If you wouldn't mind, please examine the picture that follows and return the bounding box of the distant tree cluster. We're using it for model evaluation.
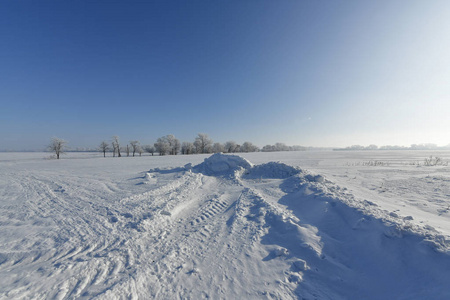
[335,144,379,151]
[334,143,448,151]
[97,136,143,158]
[96,133,261,157]
[151,133,259,156]
[261,143,306,152]
[154,134,180,155]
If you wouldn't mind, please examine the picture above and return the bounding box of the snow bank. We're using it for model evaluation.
[192,153,450,298]
[234,167,450,299]
[272,174,450,299]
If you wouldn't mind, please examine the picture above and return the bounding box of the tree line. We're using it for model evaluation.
[106,133,260,157]
[49,134,306,159]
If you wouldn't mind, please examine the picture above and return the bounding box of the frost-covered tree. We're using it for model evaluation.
[144,145,156,156]
[112,136,121,157]
[181,142,195,155]
[154,135,180,155]
[48,137,67,159]
[99,141,109,157]
[262,143,304,152]
[291,145,306,151]
[365,144,378,150]
[224,141,239,153]
[154,137,170,156]
[212,142,225,153]
[194,133,213,154]
[130,141,140,157]
[275,143,289,151]
[240,141,258,153]
[261,145,275,152]
[172,138,181,155]
[166,135,181,155]
[348,145,364,150]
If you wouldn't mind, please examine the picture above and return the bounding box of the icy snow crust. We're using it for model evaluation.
[1,152,450,299]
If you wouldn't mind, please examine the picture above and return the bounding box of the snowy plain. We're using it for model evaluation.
[1,150,450,299]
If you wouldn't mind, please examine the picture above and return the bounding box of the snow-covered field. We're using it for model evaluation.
[1,151,450,299]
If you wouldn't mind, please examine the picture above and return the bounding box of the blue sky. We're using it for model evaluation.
[1,1,449,150]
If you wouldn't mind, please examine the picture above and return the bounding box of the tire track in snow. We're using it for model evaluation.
[0,172,138,299]
[53,171,206,298]
[2,159,292,299]
[190,197,228,226]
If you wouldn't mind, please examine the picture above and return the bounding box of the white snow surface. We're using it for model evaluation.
[1,151,450,299]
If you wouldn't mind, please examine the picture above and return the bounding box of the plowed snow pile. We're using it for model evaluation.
[1,152,450,299]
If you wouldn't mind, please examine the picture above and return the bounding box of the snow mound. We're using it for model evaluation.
[194,154,303,180]
[193,153,253,176]
[304,173,325,183]
[245,161,301,179]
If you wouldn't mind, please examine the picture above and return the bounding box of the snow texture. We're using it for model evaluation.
[1,151,450,299]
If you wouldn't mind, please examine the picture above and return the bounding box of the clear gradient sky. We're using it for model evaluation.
[1,1,450,150]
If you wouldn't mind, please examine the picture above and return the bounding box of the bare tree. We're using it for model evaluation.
[112,136,121,157]
[111,142,117,157]
[126,144,130,157]
[194,133,213,154]
[130,141,140,157]
[99,141,109,157]
[48,137,67,159]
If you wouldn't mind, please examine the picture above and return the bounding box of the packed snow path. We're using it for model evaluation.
[1,153,450,299]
